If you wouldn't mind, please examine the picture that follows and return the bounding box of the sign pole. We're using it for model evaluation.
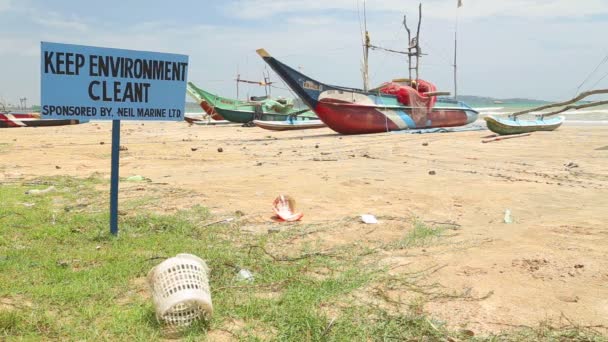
[110,119,121,235]
[40,42,189,237]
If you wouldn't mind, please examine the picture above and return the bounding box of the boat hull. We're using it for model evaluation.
[215,107,316,124]
[0,113,85,128]
[484,115,564,135]
[199,100,224,120]
[186,82,224,120]
[253,119,326,131]
[315,97,477,134]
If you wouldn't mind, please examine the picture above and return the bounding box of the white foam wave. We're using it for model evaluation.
[562,109,608,115]
[472,107,504,111]
[478,111,510,115]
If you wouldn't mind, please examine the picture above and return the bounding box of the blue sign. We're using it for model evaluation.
[41,42,188,121]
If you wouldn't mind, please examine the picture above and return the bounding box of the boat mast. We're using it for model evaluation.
[235,73,274,99]
[362,0,370,92]
[454,1,461,99]
[264,70,271,97]
[403,4,422,90]
[453,30,457,99]
[236,68,240,100]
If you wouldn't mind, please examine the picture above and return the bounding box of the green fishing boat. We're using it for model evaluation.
[484,89,608,135]
[187,82,317,124]
[484,115,565,135]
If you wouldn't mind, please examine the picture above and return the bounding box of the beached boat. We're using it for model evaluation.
[186,82,317,124]
[484,116,565,135]
[186,83,224,120]
[484,89,608,135]
[0,112,85,128]
[253,119,326,131]
[257,49,478,134]
[192,119,232,126]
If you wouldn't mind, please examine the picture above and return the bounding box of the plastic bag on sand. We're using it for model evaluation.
[361,214,378,224]
[273,195,303,222]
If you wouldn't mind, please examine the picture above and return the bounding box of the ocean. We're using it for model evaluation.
[469,102,608,122]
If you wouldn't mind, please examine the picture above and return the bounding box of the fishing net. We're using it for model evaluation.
[262,98,294,113]
[379,79,437,108]
[379,79,437,126]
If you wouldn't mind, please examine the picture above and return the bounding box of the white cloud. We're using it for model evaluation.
[0,37,38,57]
[286,15,343,26]
[32,12,88,32]
[224,0,608,19]
[0,0,11,13]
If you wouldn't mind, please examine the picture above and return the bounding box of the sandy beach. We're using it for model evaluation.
[1,121,607,334]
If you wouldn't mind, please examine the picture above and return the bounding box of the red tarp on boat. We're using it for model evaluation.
[378,79,438,127]
[379,79,437,109]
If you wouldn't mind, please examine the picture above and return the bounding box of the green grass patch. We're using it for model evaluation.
[0,176,604,341]
[397,220,445,249]
[0,142,10,154]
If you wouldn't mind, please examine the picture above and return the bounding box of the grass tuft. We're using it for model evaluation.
[397,220,445,249]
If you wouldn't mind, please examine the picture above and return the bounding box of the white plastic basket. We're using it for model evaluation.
[147,253,213,328]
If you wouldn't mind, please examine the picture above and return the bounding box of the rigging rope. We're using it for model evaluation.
[367,18,409,87]
[575,51,608,95]
[356,0,365,51]
[588,68,608,92]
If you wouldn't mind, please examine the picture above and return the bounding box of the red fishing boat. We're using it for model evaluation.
[257,49,478,135]
[0,112,84,128]
[256,4,478,134]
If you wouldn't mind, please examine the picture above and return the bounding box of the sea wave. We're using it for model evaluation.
[563,109,608,115]
[478,109,608,116]
[472,107,504,111]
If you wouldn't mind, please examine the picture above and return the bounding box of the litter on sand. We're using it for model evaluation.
[147,254,213,330]
[361,214,378,224]
[272,195,303,222]
[236,268,254,283]
[25,186,56,195]
[503,209,513,224]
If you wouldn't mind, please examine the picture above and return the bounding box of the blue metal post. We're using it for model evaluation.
[110,120,121,235]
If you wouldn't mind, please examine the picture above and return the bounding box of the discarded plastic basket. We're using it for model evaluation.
[147,253,213,329]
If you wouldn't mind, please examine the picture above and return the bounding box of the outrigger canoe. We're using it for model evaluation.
[484,115,565,135]
[186,82,317,124]
[253,119,326,131]
[483,89,608,135]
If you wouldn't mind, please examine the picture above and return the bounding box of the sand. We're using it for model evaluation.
[1,121,607,334]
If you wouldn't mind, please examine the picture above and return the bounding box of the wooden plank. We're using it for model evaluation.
[482,133,532,143]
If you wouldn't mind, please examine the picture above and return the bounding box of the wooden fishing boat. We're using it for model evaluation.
[484,89,608,135]
[484,115,564,135]
[253,119,326,131]
[184,115,232,126]
[186,82,224,120]
[192,120,232,126]
[0,112,85,128]
[257,49,478,135]
[186,82,318,124]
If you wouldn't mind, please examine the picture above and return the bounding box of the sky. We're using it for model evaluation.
[1,0,608,107]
